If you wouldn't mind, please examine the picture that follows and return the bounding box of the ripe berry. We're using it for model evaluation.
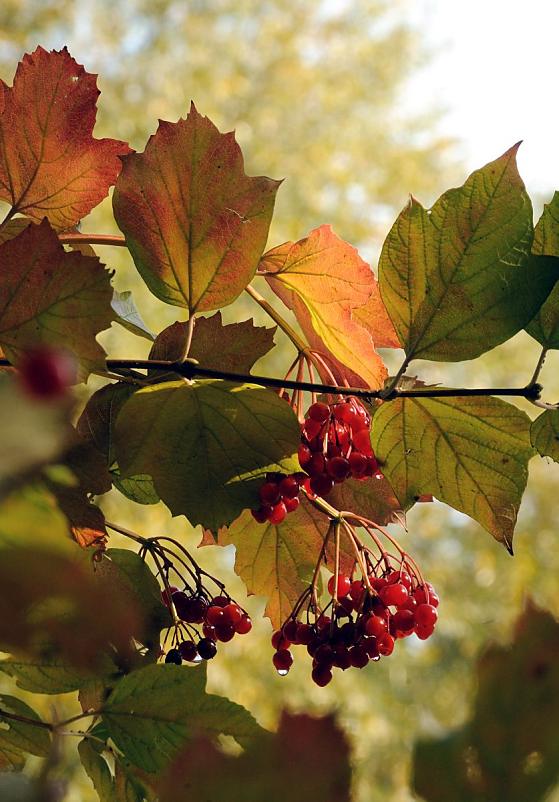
[284,495,300,513]
[312,665,333,686]
[327,574,352,598]
[307,402,330,422]
[259,482,281,505]
[279,475,300,498]
[415,623,435,640]
[392,609,415,637]
[211,595,230,608]
[222,603,243,627]
[349,645,369,668]
[272,630,291,650]
[269,501,287,525]
[178,640,198,661]
[215,623,236,642]
[365,614,387,638]
[380,583,409,607]
[377,632,395,656]
[283,619,299,642]
[309,474,333,496]
[273,649,293,672]
[414,604,438,628]
[348,452,368,477]
[326,456,351,481]
[197,638,218,660]
[165,648,182,665]
[235,614,253,634]
[251,506,271,523]
[18,347,77,400]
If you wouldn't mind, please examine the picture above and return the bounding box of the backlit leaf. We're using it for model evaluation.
[328,475,403,527]
[371,394,533,548]
[530,409,559,462]
[263,226,387,389]
[0,219,114,380]
[0,47,130,229]
[413,604,559,802]
[379,146,559,361]
[113,104,280,312]
[219,500,328,628]
[0,654,117,695]
[159,711,351,802]
[526,192,559,348]
[102,664,263,773]
[79,740,114,802]
[114,380,300,530]
[149,312,276,374]
[0,695,50,758]
[111,291,154,341]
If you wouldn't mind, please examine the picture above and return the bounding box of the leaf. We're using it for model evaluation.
[379,146,559,361]
[0,483,73,553]
[328,475,403,527]
[0,695,51,758]
[113,103,280,312]
[102,663,263,773]
[263,226,388,389]
[530,409,559,462]
[371,394,534,548]
[114,380,300,530]
[413,603,559,802]
[79,740,114,802]
[0,218,35,246]
[149,312,276,374]
[159,711,351,802]
[111,291,154,341]
[0,46,131,230]
[93,549,172,647]
[526,192,559,348]
[111,471,160,506]
[115,759,149,802]
[0,654,117,695]
[0,219,115,381]
[219,500,327,628]
[0,543,140,669]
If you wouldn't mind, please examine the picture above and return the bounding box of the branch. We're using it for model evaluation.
[0,357,543,401]
[0,708,53,731]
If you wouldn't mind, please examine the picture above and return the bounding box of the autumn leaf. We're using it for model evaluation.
[149,312,276,375]
[219,499,328,628]
[413,604,559,802]
[526,192,559,348]
[328,475,402,527]
[379,146,559,362]
[371,394,533,549]
[0,46,130,230]
[0,219,115,380]
[530,409,559,462]
[113,103,280,312]
[262,226,388,389]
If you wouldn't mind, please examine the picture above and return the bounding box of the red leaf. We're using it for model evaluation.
[0,47,131,230]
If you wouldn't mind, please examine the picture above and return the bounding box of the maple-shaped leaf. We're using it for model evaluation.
[219,499,328,628]
[371,394,533,549]
[0,47,131,230]
[328,475,403,527]
[526,192,559,348]
[149,312,276,375]
[159,711,351,802]
[113,103,280,312]
[0,219,114,380]
[413,604,559,802]
[114,380,300,531]
[379,146,559,362]
[262,226,388,389]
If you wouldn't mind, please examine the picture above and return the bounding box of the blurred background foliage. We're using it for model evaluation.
[2,2,559,800]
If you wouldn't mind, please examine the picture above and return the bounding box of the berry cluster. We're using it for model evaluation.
[251,397,381,524]
[272,566,438,686]
[298,398,380,498]
[162,585,253,665]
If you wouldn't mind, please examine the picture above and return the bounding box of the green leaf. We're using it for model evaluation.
[413,604,559,802]
[0,483,71,552]
[79,739,114,802]
[0,695,51,758]
[219,500,327,628]
[0,219,115,381]
[113,104,280,312]
[102,664,263,773]
[379,146,559,361]
[0,654,117,695]
[111,471,159,506]
[115,759,149,802]
[149,312,276,374]
[111,290,155,341]
[159,711,351,802]
[526,192,559,348]
[114,380,300,530]
[530,409,559,462]
[371,394,533,549]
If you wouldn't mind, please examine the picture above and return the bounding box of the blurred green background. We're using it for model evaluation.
[2,2,559,800]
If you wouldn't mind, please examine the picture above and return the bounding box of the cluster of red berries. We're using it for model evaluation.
[251,397,381,524]
[271,568,438,686]
[161,585,252,665]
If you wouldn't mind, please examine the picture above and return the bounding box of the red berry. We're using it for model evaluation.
[413,583,439,607]
[326,456,350,481]
[377,632,395,656]
[363,637,380,659]
[306,453,326,476]
[279,475,300,499]
[271,630,291,650]
[296,623,314,644]
[178,640,198,661]
[211,595,230,607]
[415,623,435,640]
[332,402,352,423]
[312,665,333,686]
[222,603,243,627]
[298,444,312,468]
[327,574,352,598]
[365,614,387,638]
[303,418,323,439]
[202,622,217,640]
[18,347,77,400]
[259,482,281,505]
[273,649,293,672]
[215,623,236,642]
[206,605,226,626]
[414,604,438,628]
[283,619,299,642]
[251,506,271,523]
[235,614,252,634]
[348,452,368,477]
[309,474,333,496]
[284,496,300,513]
[352,428,372,453]
[392,609,415,637]
[268,501,287,525]
[307,402,331,422]
[349,645,369,668]
[380,583,409,607]
[349,580,365,605]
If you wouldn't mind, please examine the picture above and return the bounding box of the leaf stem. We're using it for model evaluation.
[179,315,196,362]
[245,283,308,353]
[0,708,53,731]
[58,233,127,247]
[529,346,548,386]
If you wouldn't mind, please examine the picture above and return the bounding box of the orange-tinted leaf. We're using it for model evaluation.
[219,498,328,628]
[263,226,387,389]
[149,312,276,374]
[113,104,280,312]
[0,47,131,229]
[159,711,351,802]
[353,284,400,349]
[328,476,403,527]
[46,481,107,550]
[0,219,114,380]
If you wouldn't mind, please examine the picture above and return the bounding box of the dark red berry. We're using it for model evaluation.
[307,402,330,422]
[349,645,369,668]
[206,605,226,626]
[377,632,395,656]
[215,623,236,642]
[222,603,243,627]
[178,640,198,661]
[165,648,182,665]
[259,482,281,505]
[273,649,293,672]
[235,614,253,634]
[284,496,300,513]
[251,506,271,523]
[348,452,368,477]
[283,619,299,642]
[271,630,291,650]
[312,665,333,686]
[296,623,314,644]
[279,475,300,499]
[326,456,351,481]
[197,638,218,660]
[309,474,334,496]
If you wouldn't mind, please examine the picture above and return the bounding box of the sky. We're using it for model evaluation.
[408,0,559,203]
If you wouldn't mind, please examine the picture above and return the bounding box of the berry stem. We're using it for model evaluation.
[245,283,309,354]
